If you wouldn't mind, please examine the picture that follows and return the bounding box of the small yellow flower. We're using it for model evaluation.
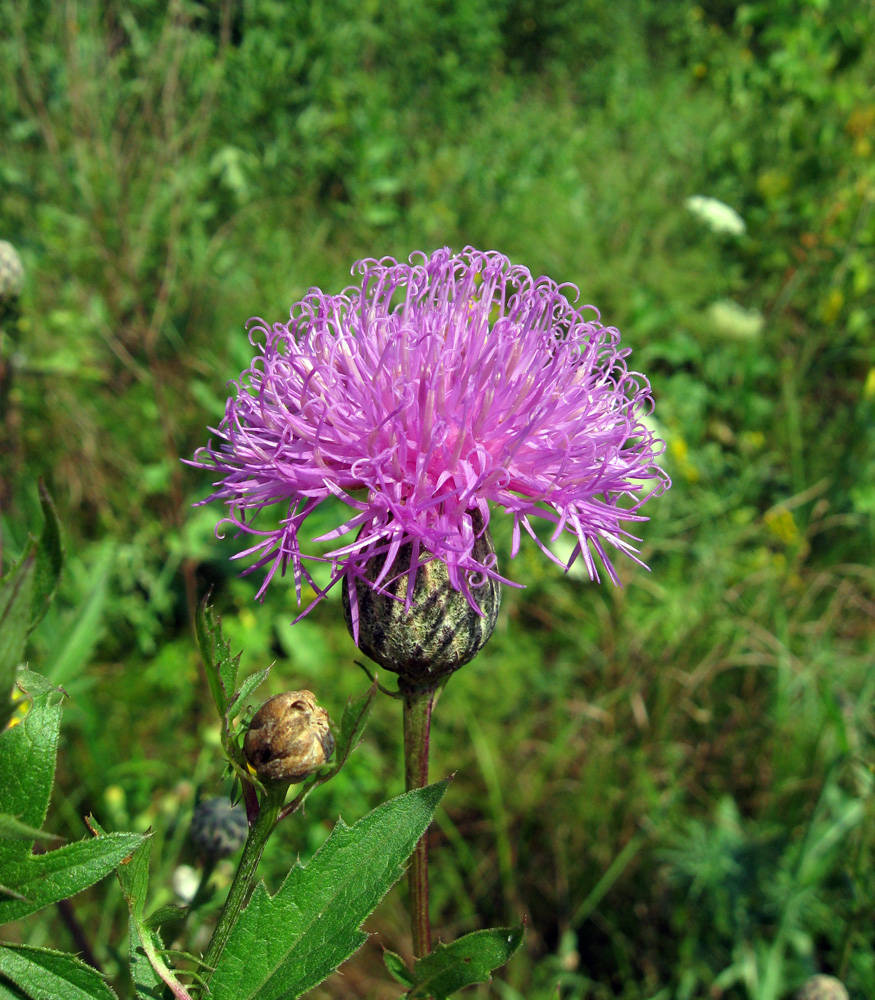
[104,785,126,810]
[864,367,875,401]
[669,437,700,483]
[740,430,766,452]
[764,507,798,546]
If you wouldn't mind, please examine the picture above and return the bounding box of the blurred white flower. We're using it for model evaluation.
[706,299,764,340]
[685,195,747,236]
[172,864,200,903]
[0,240,25,298]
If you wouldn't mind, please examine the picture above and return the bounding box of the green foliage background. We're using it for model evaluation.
[2,0,875,997]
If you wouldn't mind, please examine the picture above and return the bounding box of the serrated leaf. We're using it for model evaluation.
[0,670,63,871]
[330,677,377,775]
[406,925,525,999]
[196,600,239,721]
[0,555,36,729]
[145,903,187,929]
[195,601,262,819]
[0,814,63,844]
[383,949,415,987]
[88,821,191,1000]
[30,483,64,630]
[0,487,64,726]
[0,834,145,925]
[229,667,270,717]
[0,673,143,924]
[209,779,450,1000]
[0,943,116,1000]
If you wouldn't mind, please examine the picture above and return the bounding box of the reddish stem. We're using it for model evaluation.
[402,686,436,958]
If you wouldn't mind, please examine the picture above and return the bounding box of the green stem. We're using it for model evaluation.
[402,686,436,958]
[200,783,285,985]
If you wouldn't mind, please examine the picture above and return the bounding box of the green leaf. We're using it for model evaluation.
[330,677,378,776]
[405,925,525,999]
[144,903,188,929]
[383,949,415,988]
[209,779,451,1000]
[0,814,63,844]
[0,487,64,727]
[228,667,270,718]
[0,672,143,924]
[0,943,116,1000]
[0,978,25,999]
[196,599,240,721]
[0,671,63,872]
[0,833,145,926]
[0,555,36,730]
[195,601,264,815]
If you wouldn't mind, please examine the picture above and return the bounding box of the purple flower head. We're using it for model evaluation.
[192,247,669,636]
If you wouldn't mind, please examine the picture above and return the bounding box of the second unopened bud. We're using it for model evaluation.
[244,690,334,784]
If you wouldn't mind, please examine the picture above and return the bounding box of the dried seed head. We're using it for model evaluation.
[244,690,334,784]
[342,512,501,690]
[796,976,849,1000]
[189,797,248,858]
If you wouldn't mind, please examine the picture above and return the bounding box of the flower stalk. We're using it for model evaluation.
[200,783,285,985]
[402,684,437,958]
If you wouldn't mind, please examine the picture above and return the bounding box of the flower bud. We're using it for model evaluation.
[243,691,334,784]
[342,512,501,690]
[0,241,24,301]
[190,797,248,858]
[796,976,849,1000]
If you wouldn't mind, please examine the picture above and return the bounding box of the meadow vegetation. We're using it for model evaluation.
[2,0,875,997]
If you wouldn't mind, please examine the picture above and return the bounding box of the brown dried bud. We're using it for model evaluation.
[342,512,501,690]
[243,691,334,784]
[796,976,849,1000]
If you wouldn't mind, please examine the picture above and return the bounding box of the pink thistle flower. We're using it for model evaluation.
[191,247,669,635]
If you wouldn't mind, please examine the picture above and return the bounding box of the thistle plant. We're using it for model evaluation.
[0,248,667,1000]
[193,246,669,966]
